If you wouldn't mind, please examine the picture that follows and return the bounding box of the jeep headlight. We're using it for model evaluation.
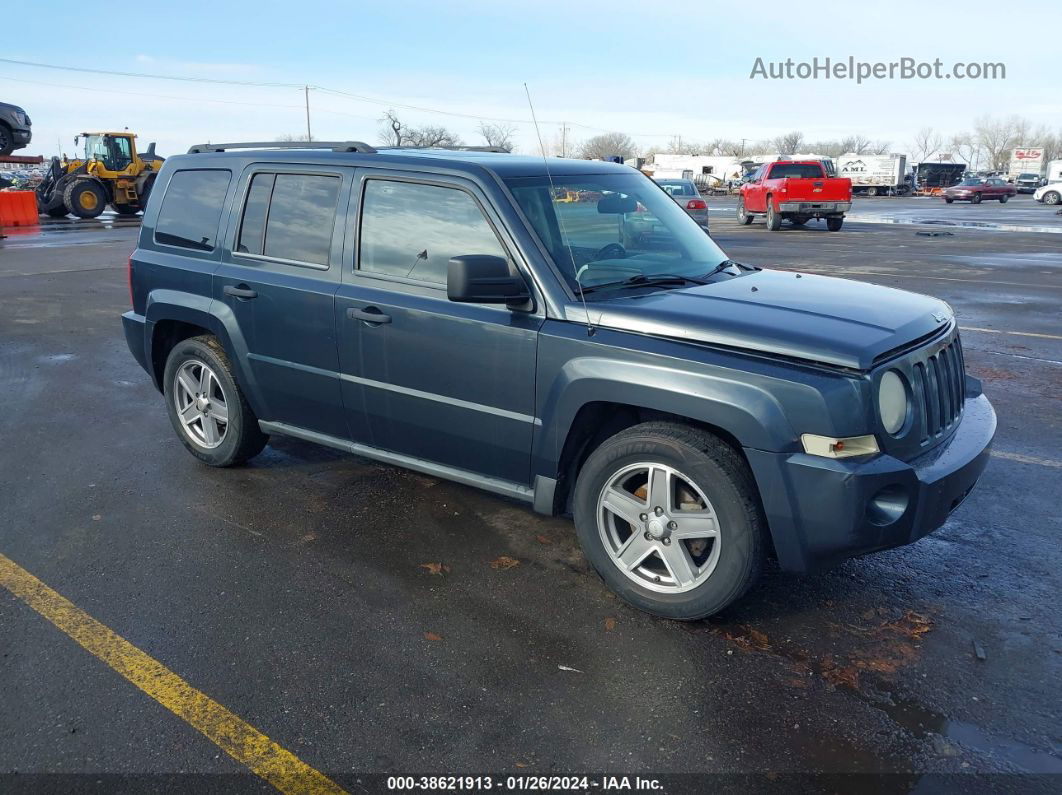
[878,370,909,435]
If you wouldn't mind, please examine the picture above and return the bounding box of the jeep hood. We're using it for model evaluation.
[579,269,951,370]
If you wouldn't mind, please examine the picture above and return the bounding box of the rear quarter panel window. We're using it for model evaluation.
[154,169,232,251]
[359,180,506,286]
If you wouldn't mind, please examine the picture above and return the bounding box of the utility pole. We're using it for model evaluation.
[740,138,749,157]
[304,85,312,142]
[560,122,568,158]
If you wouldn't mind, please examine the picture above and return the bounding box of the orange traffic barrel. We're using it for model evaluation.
[0,191,40,227]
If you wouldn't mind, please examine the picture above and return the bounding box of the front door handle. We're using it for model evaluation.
[347,307,391,325]
[223,284,258,300]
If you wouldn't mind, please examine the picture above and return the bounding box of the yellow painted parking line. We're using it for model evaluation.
[992,451,1062,469]
[0,553,345,795]
[959,326,1062,341]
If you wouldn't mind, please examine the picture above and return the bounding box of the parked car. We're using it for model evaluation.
[1013,173,1043,194]
[1033,183,1061,205]
[123,142,995,620]
[0,102,32,156]
[653,178,709,228]
[737,160,852,231]
[944,177,1016,204]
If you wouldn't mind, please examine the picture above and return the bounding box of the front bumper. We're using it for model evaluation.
[12,128,32,144]
[777,201,850,213]
[745,393,995,572]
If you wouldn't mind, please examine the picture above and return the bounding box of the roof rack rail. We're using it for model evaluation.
[376,145,512,153]
[187,141,377,154]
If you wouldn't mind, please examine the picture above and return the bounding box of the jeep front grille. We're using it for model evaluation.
[912,335,965,443]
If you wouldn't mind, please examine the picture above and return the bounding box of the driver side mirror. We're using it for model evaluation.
[448,255,531,310]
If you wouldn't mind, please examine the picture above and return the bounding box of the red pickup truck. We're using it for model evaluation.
[738,160,852,231]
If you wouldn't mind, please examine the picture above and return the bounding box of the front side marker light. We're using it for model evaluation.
[801,434,880,459]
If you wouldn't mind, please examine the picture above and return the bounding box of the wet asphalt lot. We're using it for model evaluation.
[1,193,1060,789]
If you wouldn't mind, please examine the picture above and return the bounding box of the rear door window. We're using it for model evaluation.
[235,172,341,266]
[358,179,506,286]
[155,169,232,251]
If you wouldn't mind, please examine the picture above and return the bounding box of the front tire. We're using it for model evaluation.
[163,335,268,467]
[1044,191,1061,206]
[826,216,844,231]
[572,422,766,620]
[63,180,107,219]
[736,198,753,225]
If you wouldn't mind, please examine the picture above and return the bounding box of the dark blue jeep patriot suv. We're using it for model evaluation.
[123,141,995,619]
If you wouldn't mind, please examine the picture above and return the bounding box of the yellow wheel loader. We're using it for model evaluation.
[35,132,164,219]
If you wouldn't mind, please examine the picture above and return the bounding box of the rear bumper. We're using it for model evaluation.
[122,311,155,385]
[746,393,995,572]
[777,201,850,213]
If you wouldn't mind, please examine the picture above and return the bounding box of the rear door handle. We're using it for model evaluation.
[347,307,391,325]
[223,284,258,300]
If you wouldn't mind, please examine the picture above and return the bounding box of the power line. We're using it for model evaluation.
[0,57,675,138]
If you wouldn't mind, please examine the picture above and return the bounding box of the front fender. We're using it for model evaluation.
[532,354,797,478]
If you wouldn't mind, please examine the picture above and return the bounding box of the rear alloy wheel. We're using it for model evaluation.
[737,198,753,225]
[826,216,844,231]
[573,422,766,620]
[63,180,107,219]
[867,187,878,197]
[971,193,982,204]
[765,202,781,231]
[163,335,268,467]
[1044,191,1061,206]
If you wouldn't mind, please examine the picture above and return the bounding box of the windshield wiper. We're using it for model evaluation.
[702,259,755,278]
[581,273,711,294]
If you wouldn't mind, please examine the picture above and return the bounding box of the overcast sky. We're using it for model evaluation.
[5,0,1059,160]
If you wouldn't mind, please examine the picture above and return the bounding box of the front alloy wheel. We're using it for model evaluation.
[598,463,720,593]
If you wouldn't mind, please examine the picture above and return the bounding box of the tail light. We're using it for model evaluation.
[686,199,707,210]
[127,254,134,306]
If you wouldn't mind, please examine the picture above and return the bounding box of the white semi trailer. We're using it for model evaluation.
[836,153,908,195]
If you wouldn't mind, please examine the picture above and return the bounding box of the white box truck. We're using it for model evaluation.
[836,153,908,195]
[1007,148,1045,180]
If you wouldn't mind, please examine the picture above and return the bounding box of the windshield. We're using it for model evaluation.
[505,172,728,293]
[1018,173,1038,180]
[83,134,107,161]
[657,180,698,197]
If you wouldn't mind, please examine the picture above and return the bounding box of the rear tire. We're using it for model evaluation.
[573,422,766,620]
[826,216,844,231]
[867,187,878,197]
[736,198,753,225]
[944,197,954,204]
[971,193,982,204]
[63,180,107,219]
[765,202,781,231]
[999,195,1009,203]
[163,335,268,467]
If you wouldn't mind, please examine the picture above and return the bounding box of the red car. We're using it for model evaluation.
[738,160,852,231]
[944,177,1016,204]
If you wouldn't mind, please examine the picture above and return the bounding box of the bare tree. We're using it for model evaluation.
[405,125,463,148]
[377,110,462,149]
[578,132,636,161]
[478,122,516,152]
[949,132,979,170]
[909,127,944,163]
[665,135,707,155]
[868,140,892,155]
[974,116,1018,171]
[277,133,312,142]
[379,109,405,147]
[772,131,804,156]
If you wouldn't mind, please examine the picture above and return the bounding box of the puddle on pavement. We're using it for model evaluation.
[843,214,1062,235]
[875,696,1062,773]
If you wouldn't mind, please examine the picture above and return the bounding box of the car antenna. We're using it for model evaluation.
[524,82,594,336]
